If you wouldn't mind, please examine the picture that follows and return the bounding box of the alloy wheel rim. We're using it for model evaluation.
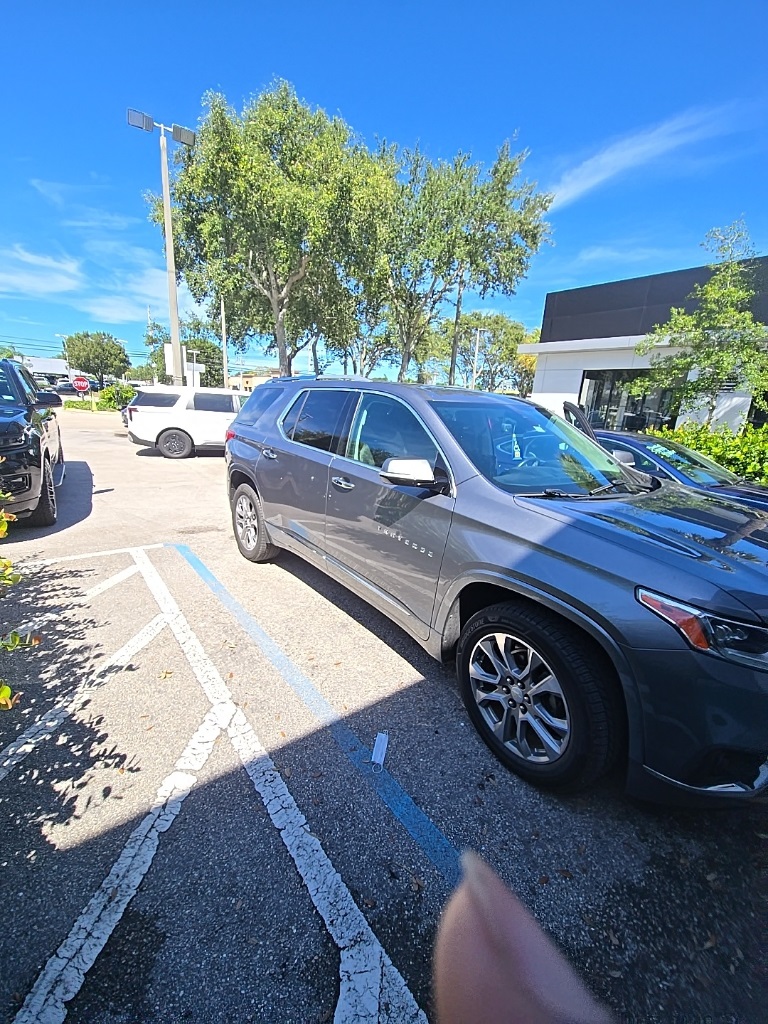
[235,495,258,550]
[164,433,186,455]
[468,630,570,764]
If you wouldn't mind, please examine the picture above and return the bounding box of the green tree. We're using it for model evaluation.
[61,332,130,385]
[144,318,226,386]
[382,145,550,382]
[165,82,384,376]
[632,221,768,425]
[435,312,536,391]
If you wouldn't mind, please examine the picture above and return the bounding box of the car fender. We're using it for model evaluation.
[433,568,645,765]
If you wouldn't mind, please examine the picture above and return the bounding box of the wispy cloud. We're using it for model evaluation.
[549,105,743,210]
[61,209,141,231]
[575,244,692,266]
[0,245,82,298]
[29,179,72,206]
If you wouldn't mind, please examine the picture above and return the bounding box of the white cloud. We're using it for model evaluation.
[549,105,742,210]
[0,245,82,298]
[575,244,692,266]
[62,209,141,231]
[76,270,197,325]
[29,178,71,205]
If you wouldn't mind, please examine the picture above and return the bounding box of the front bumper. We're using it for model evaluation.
[623,644,768,804]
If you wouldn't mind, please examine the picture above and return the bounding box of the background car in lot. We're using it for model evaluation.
[225,378,768,805]
[594,430,768,511]
[0,358,64,526]
[127,386,244,458]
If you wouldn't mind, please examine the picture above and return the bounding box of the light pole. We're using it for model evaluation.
[127,109,195,387]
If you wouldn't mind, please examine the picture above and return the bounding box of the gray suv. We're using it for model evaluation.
[225,378,768,804]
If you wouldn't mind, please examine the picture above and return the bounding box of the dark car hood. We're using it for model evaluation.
[517,482,768,620]
[708,482,768,512]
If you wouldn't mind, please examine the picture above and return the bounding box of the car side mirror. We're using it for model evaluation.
[379,458,442,489]
[611,450,635,466]
[35,390,63,408]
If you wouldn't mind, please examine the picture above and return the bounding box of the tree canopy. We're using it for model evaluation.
[158,81,550,381]
[61,332,130,384]
[632,221,768,425]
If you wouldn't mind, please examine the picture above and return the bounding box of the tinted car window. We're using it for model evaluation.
[346,394,438,468]
[600,439,661,474]
[237,386,287,427]
[0,366,21,405]
[191,392,234,413]
[132,392,180,408]
[286,389,352,453]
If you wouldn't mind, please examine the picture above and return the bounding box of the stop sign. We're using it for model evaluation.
[72,376,90,393]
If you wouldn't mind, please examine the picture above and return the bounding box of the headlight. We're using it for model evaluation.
[637,588,768,671]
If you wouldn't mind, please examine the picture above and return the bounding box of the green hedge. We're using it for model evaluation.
[651,423,768,486]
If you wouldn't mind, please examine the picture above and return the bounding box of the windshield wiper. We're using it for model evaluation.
[588,481,628,496]
[518,489,584,499]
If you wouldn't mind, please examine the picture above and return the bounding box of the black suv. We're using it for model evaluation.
[225,378,768,804]
[0,359,64,527]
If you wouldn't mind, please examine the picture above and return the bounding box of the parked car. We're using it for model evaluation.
[593,430,768,512]
[126,386,244,458]
[55,381,79,397]
[225,378,768,804]
[0,358,65,526]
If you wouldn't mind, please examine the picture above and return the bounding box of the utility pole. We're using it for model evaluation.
[128,109,195,387]
[471,328,481,389]
[220,294,229,387]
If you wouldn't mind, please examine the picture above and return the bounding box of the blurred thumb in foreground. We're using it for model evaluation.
[433,851,614,1024]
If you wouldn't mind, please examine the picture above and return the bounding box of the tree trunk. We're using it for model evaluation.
[311,338,320,376]
[449,276,465,387]
[397,324,412,382]
[274,308,290,376]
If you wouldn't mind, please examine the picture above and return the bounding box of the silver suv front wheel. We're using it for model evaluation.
[456,601,624,790]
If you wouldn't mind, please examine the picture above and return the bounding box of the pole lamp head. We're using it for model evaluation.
[172,124,196,147]
[127,109,154,132]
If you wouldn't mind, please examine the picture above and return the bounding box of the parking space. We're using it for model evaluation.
[1,410,766,1023]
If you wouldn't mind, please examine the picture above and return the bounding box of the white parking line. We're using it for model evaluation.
[14,565,141,635]
[15,704,229,1024]
[131,548,427,1023]
[19,543,164,569]
[0,615,167,784]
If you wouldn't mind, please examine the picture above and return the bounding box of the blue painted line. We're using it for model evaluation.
[173,543,461,887]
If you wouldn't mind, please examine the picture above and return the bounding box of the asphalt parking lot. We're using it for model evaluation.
[1,408,766,1023]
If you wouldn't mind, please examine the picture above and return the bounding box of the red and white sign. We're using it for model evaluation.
[72,376,91,393]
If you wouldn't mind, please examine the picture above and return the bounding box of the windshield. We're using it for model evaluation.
[641,438,741,486]
[431,396,645,497]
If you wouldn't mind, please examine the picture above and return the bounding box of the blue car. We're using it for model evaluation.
[594,430,768,512]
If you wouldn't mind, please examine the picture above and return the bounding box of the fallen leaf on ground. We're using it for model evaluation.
[158,670,172,680]
[557,868,573,879]
[538,875,550,885]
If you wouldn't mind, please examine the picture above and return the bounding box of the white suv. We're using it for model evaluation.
[126,386,244,458]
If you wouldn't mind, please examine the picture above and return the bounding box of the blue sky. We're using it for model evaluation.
[2,0,767,370]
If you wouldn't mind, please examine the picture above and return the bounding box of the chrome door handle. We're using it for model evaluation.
[261,448,278,459]
[332,476,355,490]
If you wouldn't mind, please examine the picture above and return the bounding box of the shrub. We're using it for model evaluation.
[99,383,135,409]
[652,423,768,486]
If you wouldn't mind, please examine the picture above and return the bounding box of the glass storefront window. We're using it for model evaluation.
[578,370,679,431]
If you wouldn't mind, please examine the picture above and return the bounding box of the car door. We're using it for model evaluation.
[324,393,455,640]
[187,391,239,445]
[255,387,357,563]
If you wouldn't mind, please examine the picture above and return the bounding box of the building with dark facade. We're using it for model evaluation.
[520,256,768,430]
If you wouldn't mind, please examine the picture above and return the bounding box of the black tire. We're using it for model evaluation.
[456,600,624,791]
[231,482,279,562]
[158,429,194,459]
[27,459,57,527]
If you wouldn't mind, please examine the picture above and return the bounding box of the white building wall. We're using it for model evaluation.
[519,334,751,430]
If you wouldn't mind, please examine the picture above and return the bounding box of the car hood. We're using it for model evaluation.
[516,482,768,621]
[707,482,768,511]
